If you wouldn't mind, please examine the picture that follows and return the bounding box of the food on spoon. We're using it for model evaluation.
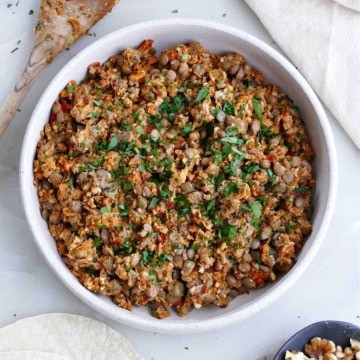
[34,0,120,64]
[0,0,120,138]
[285,337,360,359]
[33,40,315,318]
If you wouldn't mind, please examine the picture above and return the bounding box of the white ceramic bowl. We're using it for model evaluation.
[20,19,337,334]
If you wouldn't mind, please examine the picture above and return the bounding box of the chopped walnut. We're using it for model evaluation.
[305,337,336,357]
[286,337,360,360]
[285,350,314,360]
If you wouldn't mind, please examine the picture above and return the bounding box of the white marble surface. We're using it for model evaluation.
[0,1,359,359]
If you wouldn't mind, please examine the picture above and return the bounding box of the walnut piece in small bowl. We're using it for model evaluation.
[273,321,360,360]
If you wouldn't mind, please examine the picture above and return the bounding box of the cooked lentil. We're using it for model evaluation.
[33,40,315,318]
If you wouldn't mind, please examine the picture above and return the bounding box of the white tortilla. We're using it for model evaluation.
[0,314,141,360]
[0,350,70,360]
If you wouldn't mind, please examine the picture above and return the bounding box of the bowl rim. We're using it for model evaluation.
[19,18,338,334]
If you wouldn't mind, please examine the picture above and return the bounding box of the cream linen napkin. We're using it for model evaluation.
[244,0,360,149]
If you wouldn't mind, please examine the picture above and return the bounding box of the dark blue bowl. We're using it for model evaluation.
[273,320,360,360]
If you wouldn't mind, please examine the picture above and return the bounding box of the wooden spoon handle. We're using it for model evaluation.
[0,41,48,139]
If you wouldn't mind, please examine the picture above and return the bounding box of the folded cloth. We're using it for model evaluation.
[244,0,360,149]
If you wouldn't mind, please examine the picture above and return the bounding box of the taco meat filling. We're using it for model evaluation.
[33,40,315,318]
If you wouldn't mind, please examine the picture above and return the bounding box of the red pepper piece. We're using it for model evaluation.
[49,112,57,124]
[61,102,71,112]
[167,201,175,210]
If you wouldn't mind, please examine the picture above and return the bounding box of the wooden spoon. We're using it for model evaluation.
[0,0,119,139]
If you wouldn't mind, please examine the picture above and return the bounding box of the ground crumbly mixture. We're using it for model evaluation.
[285,337,360,359]
[34,40,315,318]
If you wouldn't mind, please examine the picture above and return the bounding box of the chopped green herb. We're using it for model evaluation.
[67,84,74,94]
[210,108,220,116]
[181,54,189,62]
[95,138,107,152]
[66,179,73,188]
[93,100,103,107]
[222,144,232,157]
[93,236,101,248]
[267,169,277,183]
[29,9,34,15]
[218,225,238,241]
[226,126,239,137]
[157,253,168,265]
[190,243,200,250]
[221,136,244,148]
[221,136,239,144]
[160,186,171,199]
[253,251,262,264]
[295,186,309,193]
[285,224,297,232]
[222,101,235,115]
[118,203,129,216]
[114,238,137,255]
[258,124,277,139]
[171,9,179,13]
[231,146,246,158]
[90,111,99,119]
[223,182,240,198]
[242,162,260,175]
[214,151,223,165]
[160,96,183,118]
[252,97,263,121]
[122,181,133,191]
[79,158,104,172]
[195,86,209,102]
[182,124,192,137]
[175,194,190,214]
[249,201,262,219]
[225,153,245,176]
[255,195,267,204]
[107,135,119,151]
[100,206,110,214]
[11,47,18,53]
[149,197,160,209]
[142,250,154,264]
[238,103,246,117]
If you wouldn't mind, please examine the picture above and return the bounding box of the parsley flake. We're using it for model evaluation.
[195,86,209,102]
[252,97,263,121]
